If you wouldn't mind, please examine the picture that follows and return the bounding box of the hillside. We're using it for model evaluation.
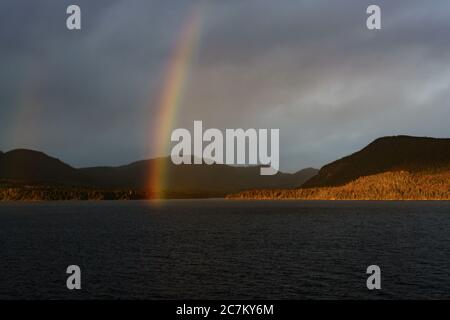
[229,136,450,200]
[0,149,318,199]
[4,135,449,201]
[79,159,317,196]
[0,149,83,185]
[303,136,450,188]
[228,169,450,200]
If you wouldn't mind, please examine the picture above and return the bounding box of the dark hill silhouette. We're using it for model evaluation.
[80,160,150,189]
[81,158,318,196]
[0,149,83,185]
[0,149,318,197]
[303,136,450,188]
[164,162,316,195]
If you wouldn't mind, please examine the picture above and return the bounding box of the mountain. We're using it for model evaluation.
[81,158,318,196]
[0,149,318,198]
[3,135,450,200]
[163,162,317,196]
[303,136,450,188]
[229,135,450,200]
[80,160,150,189]
[229,170,450,200]
[0,149,83,185]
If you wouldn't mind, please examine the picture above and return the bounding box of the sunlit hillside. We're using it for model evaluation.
[228,169,450,200]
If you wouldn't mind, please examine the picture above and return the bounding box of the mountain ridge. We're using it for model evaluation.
[229,135,450,200]
[2,135,449,200]
[0,149,318,198]
[302,135,450,188]
[0,149,83,185]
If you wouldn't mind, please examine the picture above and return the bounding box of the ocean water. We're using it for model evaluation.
[0,200,450,300]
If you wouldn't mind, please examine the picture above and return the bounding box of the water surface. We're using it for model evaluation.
[1,200,449,299]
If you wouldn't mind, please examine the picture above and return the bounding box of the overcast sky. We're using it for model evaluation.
[1,0,449,172]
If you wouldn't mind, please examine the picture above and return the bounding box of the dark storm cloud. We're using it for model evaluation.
[0,0,195,165]
[0,0,449,170]
[180,0,450,170]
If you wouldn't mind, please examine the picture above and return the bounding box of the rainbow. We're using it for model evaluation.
[148,6,204,198]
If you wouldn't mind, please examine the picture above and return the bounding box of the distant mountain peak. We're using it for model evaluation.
[0,148,317,197]
[303,135,450,188]
[5,148,49,157]
[368,135,445,145]
[0,148,79,185]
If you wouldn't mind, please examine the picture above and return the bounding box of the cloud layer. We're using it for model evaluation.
[1,0,449,171]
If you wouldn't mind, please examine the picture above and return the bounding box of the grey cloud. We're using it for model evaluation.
[0,0,449,171]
